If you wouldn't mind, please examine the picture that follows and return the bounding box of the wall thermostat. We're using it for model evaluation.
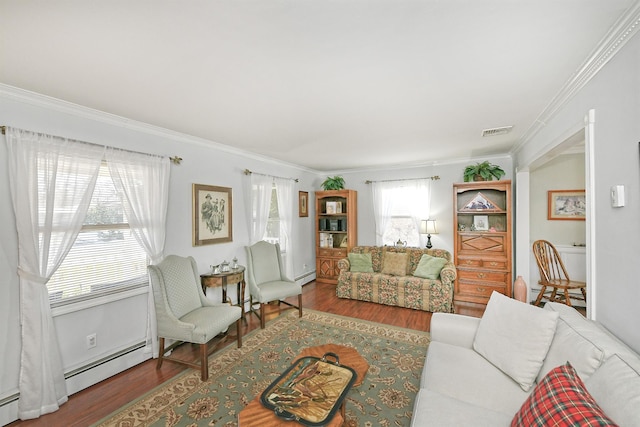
[611,185,625,208]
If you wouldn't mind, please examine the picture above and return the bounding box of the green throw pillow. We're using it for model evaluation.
[348,253,374,273]
[413,254,447,279]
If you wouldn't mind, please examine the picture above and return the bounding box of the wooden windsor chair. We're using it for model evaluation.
[532,239,586,307]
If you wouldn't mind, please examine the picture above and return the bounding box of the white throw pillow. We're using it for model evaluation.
[536,317,604,383]
[473,291,559,391]
[585,354,640,427]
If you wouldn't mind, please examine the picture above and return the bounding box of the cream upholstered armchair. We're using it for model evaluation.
[148,255,242,380]
[245,241,302,328]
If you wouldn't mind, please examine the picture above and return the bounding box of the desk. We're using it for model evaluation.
[200,266,245,319]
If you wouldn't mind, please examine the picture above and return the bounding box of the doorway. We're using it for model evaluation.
[515,110,595,318]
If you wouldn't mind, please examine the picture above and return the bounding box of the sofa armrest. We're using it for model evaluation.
[431,313,480,349]
[439,261,457,286]
[337,258,350,274]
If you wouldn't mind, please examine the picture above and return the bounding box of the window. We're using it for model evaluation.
[47,163,148,305]
[372,179,430,247]
[381,187,423,246]
[263,184,288,252]
[263,184,280,245]
[383,216,420,247]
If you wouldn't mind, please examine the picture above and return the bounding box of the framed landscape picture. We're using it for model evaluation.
[299,191,309,217]
[548,190,586,220]
[193,184,233,245]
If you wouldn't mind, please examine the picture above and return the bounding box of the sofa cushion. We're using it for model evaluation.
[536,317,604,383]
[473,292,558,392]
[413,254,447,279]
[545,302,640,373]
[381,252,408,276]
[585,355,640,427]
[511,362,618,427]
[410,389,513,427]
[423,341,532,416]
[348,253,374,273]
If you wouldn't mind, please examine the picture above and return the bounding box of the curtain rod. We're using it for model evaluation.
[365,175,440,184]
[2,125,182,164]
[244,168,299,182]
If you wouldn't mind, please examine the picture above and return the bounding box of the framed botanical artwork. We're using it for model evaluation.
[473,215,489,231]
[548,190,586,220]
[193,184,233,245]
[299,191,309,217]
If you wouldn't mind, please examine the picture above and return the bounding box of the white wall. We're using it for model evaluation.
[530,153,586,245]
[0,86,318,423]
[515,31,640,353]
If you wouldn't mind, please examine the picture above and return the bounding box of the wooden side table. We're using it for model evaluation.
[200,266,246,319]
[238,344,368,426]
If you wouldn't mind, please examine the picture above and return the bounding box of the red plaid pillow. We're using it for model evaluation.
[511,362,618,427]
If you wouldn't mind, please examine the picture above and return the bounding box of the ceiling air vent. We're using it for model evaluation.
[482,126,513,137]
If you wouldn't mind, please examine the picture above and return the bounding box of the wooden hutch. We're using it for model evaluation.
[453,180,512,313]
[315,190,357,284]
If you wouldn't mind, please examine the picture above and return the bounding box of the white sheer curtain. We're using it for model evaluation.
[371,179,431,246]
[6,128,104,419]
[105,147,170,358]
[371,181,397,245]
[247,173,272,244]
[273,177,295,280]
[406,179,431,246]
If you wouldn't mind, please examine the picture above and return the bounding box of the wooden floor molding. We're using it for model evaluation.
[8,281,433,426]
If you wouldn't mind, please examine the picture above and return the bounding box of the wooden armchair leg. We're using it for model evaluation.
[200,343,209,381]
[260,303,266,329]
[298,294,303,318]
[157,337,165,370]
[236,318,243,348]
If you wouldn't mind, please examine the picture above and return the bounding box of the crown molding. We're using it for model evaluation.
[0,84,318,175]
[514,0,640,153]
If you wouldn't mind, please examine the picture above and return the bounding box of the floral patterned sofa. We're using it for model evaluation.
[336,246,456,313]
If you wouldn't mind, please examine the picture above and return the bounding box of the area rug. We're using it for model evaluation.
[94,309,430,427]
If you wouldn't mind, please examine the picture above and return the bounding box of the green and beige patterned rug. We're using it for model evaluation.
[94,309,430,427]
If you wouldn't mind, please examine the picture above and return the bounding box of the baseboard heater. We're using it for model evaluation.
[0,341,146,411]
[65,341,146,379]
[295,270,316,282]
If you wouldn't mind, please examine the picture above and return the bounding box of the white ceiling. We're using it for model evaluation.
[0,0,637,171]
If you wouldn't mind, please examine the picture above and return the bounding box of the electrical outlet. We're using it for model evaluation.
[87,333,97,349]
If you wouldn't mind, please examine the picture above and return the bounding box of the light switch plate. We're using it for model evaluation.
[611,185,625,207]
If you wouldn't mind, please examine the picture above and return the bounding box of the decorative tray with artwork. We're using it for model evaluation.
[260,352,357,426]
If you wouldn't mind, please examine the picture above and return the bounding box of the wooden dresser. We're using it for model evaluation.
[453,180,512,313]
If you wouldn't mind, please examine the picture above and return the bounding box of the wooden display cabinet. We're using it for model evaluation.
[453,180,512,313]
[315,190,357,285]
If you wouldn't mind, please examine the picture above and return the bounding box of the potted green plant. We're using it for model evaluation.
[321,176,345,190]
[463,161,505,182]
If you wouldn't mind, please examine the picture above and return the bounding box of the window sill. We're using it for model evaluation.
[51,285,149,317]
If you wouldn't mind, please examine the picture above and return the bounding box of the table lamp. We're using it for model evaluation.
[420,219,438,249]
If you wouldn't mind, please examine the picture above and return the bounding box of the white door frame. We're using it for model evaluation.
[514,109,595,319]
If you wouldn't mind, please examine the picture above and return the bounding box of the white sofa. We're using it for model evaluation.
[411,292,640,426]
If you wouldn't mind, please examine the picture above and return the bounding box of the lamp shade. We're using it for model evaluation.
[420,219,438,235]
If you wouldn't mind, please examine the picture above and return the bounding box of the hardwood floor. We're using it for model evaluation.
[8,281,433,427]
